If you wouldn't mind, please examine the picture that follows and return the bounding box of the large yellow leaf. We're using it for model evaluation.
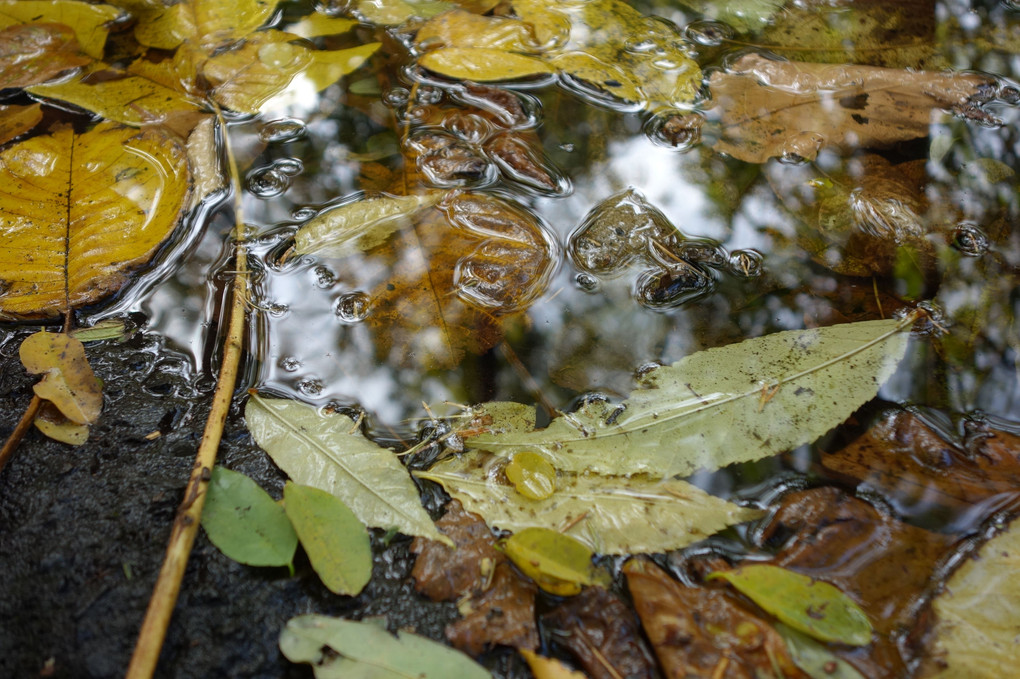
[132,0,282,51]
[0,123,191,319]
[0,23,91,88]
[0,0,121,59]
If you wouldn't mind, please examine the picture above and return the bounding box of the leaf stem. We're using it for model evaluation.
[126,108,248,679]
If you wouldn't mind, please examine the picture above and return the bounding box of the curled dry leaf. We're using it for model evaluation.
[709,53,996,163]
[19,332,102,426]
[0,23,91,88]
[0,123,191,319]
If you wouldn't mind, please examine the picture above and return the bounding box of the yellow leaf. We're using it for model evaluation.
[132,0,282,50]
[0,23,91,88]
[0,103,43,146]
[501,526,610,596]
[415,9,540,51]
[519,650,587,679]
[34,402,91,445]
[357,0,455,26]
[19,332,102,425]
[0,0,121,59]
[304,42,382,92]
[287,12,358,38]
[0,123,191,319]
[419,47,553,81]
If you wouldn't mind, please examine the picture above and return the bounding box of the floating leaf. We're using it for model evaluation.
[0,103,42,147]
[19,332,102,426]
[707,564,874,646]
[0,123,191,319]
[288,13,358,38]
[418,452,761,554]
[501,526,609,596]
[415,9,540,51]
[467,316,916,478]
[132,0,282,51]
[419,47,553,81]
[279,614,490,678]
[201,467,298,568]
[924,516,1020,678]
[0,0,120,59]
[447,562,539,654]
[0,23,91,88]
[283,483,372,596]
[293,192,444,258]
[356,0,455,26]
[245,394,452,546]
[677,0,783,32]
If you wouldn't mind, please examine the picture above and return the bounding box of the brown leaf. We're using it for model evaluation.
[19,331,102,426]
[446,562,539,654]
[0,103,43,146]
[542,585,659,679]
[709,53,996,163]
[760,487,955,678]
[623,557,808,679]
[0,23,90,88]
[822,409,1020,516]
[484,133,558,192]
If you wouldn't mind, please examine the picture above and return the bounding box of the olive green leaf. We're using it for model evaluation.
[501,527,610,596]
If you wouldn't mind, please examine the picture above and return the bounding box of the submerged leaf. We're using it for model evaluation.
[245,394,452,546]
[419,47,553,81]
[19,332,102,426]
[0,123,191,319]
[707,565,874,646]
[467,316,916,478]
[501,526,609,596]
[202,467,298,568]
[280,614,490,678]
[0,23,91,88]
[284,483,372,596]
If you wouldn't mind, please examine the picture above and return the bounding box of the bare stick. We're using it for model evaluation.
[126,109,248,679]
[0,395,42,474]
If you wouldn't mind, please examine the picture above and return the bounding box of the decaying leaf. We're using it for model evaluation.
[0,23,91,88]
[417,451,761,554]
[446,562,539,653]
[707,564,874,646]
[542,586,659,679]
[0,123,191,319]
[201,466,298,568]
[624,557,809,679]
[0,0,120,59]
[465,316,917,478]
[279,614,491,678]
[283,482,372,596]
[501,526,610,596]
[244,394,452,546]
[19,332,102,426]
[923,516,1020,678]
[709,53,996,163]
[0,104,43,146]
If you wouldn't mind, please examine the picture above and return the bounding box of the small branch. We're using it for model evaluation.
[0,395,42,474]
[126,108,249,679]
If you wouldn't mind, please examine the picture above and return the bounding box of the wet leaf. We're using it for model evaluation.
[678,0,783,32]
[69,319,131,343]
[0,23,91,88]
[501,526,609,596]
[624,557,808,679]
[541,586,658,679]
[132,0,282,51]
[778,623,868,679]
[356,0,455,26]
[201,467,298,568]
[503,451,556,500]
[284,482,372,596]
[709,53,996,163]
[287,12,357,39]
[279,614,491,678]
[519,650,586,679]
[245,394,452,546]
[20,332,102,426]
[417,452,761,554]
[467,316,916,478]
[419,47,553,81]
[0,123,191,319]
[0,0,120,59]
[0,103,43,146]
[293,192,444,258]
[707,564,874,646]
[923,516,1020,678]
[446,562,539,653]
[33,402,90,445]
[415,9,540,52]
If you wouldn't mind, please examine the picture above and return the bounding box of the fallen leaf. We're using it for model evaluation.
[677,0,783,32]
[519,650,586,679]
[19,332,102,425]
[419,47,554,81]
[446,562,538,653]
[279,614,490,678]
[417,451,761,554]
[922,516,1020,678]
[623,557,808,679]
[466,316,917,478]
[132,0,282,51]
[201,466,298,568]
[0,23,91,88]
[284,482,372,596]
[33,402,90,445]
[707,564,874,646]
[415,9,540,52]
[287,12,358,39]
[356,0,456,26]
[708,53,996,163]
[244,394,453,546]
[542,585,659,679]
[0,122,191,319]
[0,0,120,59]
[778,623,868,679]
[501,526,610,596]
[0,104,43,146]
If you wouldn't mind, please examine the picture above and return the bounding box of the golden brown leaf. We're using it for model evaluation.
[19,331,102,426]
[0,103,43,146]
[33,401,91,445]
[0,123,191,319]
[415,9,540,52]
[132,0,282,51]
[0,23,91,88]
[0,0,120,59]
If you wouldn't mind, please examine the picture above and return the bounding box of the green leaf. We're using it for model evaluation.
[245,394,453,547]
[280,614,491,678]
[707,565,873,646]
[284,483,372,596]
[777,623,867,679]
[416,452,761,554]
[677,0,783,32]
[468,316,917,478]
[293,192,444,258]
[201,467,298,568]
[925,516,1020,678]
[419,47,553,81]
[501,526,609,596]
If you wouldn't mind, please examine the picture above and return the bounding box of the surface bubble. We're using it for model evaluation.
[246,168,289,197]
[292,206,318,220]
[279,356,302,372]
[298,377,324,396]
[728,249,764,277]
[645,111,703,151]
[683,20,734,46]
[335,291,372,322]
[952,223,990,257]
[636,264,715,309]
[313,265,337,288]
[258,118,307,143]
[575,272,600,291]
[274,158,304,176]
[382,87,410,108]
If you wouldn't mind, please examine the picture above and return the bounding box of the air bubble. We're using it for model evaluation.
[335,291,371,322]
[728,249,764,277]
[258,118,307,143]
[683,20,734,47]
[274,158,303,176]
[575,272,600,291]
[382,87,410,108]
[952,223,989,257]
[298,378,324,396]
[313,265,336,288]
[246,168,289,197]
[998,84,1020,105]
[416,85,444,105]
[645,111,703,151]
[636,264,715,309]
[279,356,302,372]
[676,240,728,269]
[292,206,318,220]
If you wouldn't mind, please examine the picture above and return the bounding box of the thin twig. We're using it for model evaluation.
[126,108,248,679]
[0,395,42,474]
